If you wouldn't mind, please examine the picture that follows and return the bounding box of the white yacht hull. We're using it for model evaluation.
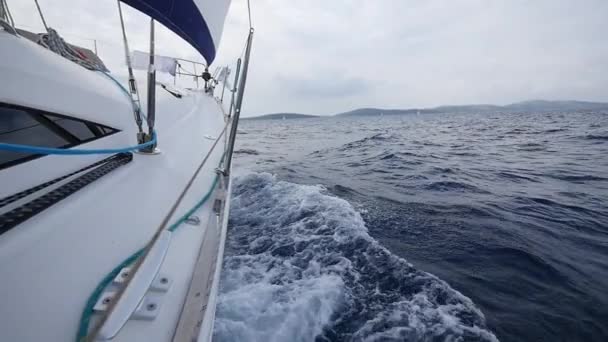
[0,30,235,341]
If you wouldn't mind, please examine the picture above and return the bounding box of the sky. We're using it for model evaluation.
[7,0,608,117]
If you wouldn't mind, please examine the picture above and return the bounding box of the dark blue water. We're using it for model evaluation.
[214,111,608,342]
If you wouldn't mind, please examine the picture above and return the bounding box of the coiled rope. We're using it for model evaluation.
[37,28,108,71]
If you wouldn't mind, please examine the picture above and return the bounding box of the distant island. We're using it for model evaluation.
[244,100,608,119]
[242,113,319,120]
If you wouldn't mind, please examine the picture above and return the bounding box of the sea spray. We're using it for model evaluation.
[214,173,497,342]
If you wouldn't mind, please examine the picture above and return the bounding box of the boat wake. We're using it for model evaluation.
[214,173,498,342]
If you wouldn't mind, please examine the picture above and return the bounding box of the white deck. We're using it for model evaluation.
[0,30,232,341]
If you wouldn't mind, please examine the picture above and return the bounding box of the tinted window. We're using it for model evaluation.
[54,118,96,141]
[0,103,119,169]
[0,107,39,134]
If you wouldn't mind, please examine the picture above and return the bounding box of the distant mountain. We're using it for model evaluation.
[335,100,608,117]
[503,100,608,112]
[243,113,319,120]
[431,104,503,113]
[247,100,608,119]
[337,108,430,117]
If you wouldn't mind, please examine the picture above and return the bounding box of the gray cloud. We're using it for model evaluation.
[7,0,608,116]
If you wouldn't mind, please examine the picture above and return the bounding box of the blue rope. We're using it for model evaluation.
[0,72,153,157]
[76,173,222,341]
[0,132,157,155]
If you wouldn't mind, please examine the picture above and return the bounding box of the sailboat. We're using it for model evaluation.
[0,0,253,341]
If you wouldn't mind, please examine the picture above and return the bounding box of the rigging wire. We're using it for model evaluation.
[116,0,145,135]
[33,0,49,32]
[246,0,253,29]
[1,0,16,28]
[0,1,5,21]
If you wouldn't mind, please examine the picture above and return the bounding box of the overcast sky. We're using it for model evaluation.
[8,0,608,116]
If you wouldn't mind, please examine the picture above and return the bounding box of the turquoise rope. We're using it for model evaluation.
[168,174,220,232]
[98,72,131,100]
[0,132,156,155]
[76,248,144,342]
[98,72,147,120]
[76,173,221,342]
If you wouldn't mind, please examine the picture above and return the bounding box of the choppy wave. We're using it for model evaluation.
[220,111,608,342]
[340,133,397,151]
[423,181,489,193]
[234,148,260,155]
[583,134,608,141]
[214,173,497,342]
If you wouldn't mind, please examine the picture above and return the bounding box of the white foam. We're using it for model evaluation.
[214,173,498,341]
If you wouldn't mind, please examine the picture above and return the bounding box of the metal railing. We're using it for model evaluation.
[174,58,206,87]
[223,27,254,175]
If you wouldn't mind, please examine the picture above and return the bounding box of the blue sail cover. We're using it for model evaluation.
[120,0,231,63]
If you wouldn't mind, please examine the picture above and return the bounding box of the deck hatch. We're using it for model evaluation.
[0,102,119,169]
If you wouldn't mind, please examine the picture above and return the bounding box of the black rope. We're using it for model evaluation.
[0,153,127,208]
[0,153,133,235]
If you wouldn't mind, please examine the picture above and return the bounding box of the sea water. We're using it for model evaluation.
[214,111,608,342]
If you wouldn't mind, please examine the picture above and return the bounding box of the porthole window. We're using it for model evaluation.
[0,103,119,169]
